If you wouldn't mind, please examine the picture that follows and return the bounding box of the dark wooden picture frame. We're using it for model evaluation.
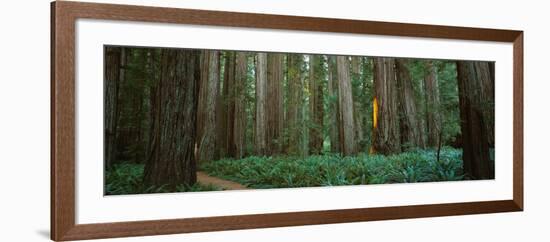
[51,1,523,241]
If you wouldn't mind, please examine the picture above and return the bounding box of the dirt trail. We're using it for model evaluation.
[196,171,249,190]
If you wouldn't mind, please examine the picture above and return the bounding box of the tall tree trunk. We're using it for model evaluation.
[197,50,220,163]
[216,53,228,158]
[476,62,495,147]
[285,54,303,155]
[336,56,356,156]
[231,52,247,159]
[395,59,424,149]
[146,49,159,164]
[223,52,236,157]
[255,53,268,155]
[267,53,284,155]
[351,57,364,152]
[104,47,123,170]
[133,49,148,163]
[327,56,341,153]
[424,60,442,147]
[372,57,401,155]
[143,49,200,187]
[456,61,494,179]
[308,55,324,154]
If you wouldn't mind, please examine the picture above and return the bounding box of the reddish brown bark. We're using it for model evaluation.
[395,59,424,149]
[457,61,494,179]
[266,53,284,155]
[336,56,356,156]
[230,52,247,159]
[197,50,220,163]
[143,49,200,187]
[372,57,401,155]
[255,53,268,155]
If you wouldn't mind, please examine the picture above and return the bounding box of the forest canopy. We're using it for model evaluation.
[104,46,495,195]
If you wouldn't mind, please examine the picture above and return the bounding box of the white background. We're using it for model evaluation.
[0,0,547,241]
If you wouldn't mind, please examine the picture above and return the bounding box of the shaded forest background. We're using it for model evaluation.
[104,46,495,194]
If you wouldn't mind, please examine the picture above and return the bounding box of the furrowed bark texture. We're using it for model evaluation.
[336,56,356,156]
[457,61,494,179]
[104,46,122,170]
[231,52,247,159]
[197,50,220,162]
[373,57,401,155]
[255,53,268,155]
[143,49,200,187]
[222,52,236,157]
[395,59,424,149]
[266,53,284,155]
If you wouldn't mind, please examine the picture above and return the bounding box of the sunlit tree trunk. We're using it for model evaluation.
[424,60,442,147]
[327,56,341,153]
[267,53,284,155]
[197,50,220,163]
[143,49,200,187]
[372,57,401,155]
[395,59,424,149]
[457,61,494,179]
[336,56,356,156]
[255,53,268,155]
[308,55,324,154]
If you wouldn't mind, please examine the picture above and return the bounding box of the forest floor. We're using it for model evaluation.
[196,171,249,190]
[106,147,472,195]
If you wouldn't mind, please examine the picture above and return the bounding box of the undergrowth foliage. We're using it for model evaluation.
[105,163,222,195]
[106,147,465,194]
[201,147,464,189]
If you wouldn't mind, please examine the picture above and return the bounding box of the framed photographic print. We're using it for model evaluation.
[51,1,523,241]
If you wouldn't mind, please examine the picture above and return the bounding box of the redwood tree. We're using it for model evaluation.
[424,60,442,147]
[336,56,356,156]
[476,62,495,147]
[308,55,324,154]
[143,49,200,187]
[266,53,284,155]
[327,56,341,153]
[351,57,364,152]
[255,53,268,155]
[285,54,303,155]
[222,52,236,157]
[372,57,401,155]
[197,50,220,162]
[104,47,125,170]
[395,59,424,149]
[230,52,247,159]
[456,61,494,179]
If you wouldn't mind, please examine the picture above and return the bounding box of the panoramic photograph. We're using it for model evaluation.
[103,46,495,195]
